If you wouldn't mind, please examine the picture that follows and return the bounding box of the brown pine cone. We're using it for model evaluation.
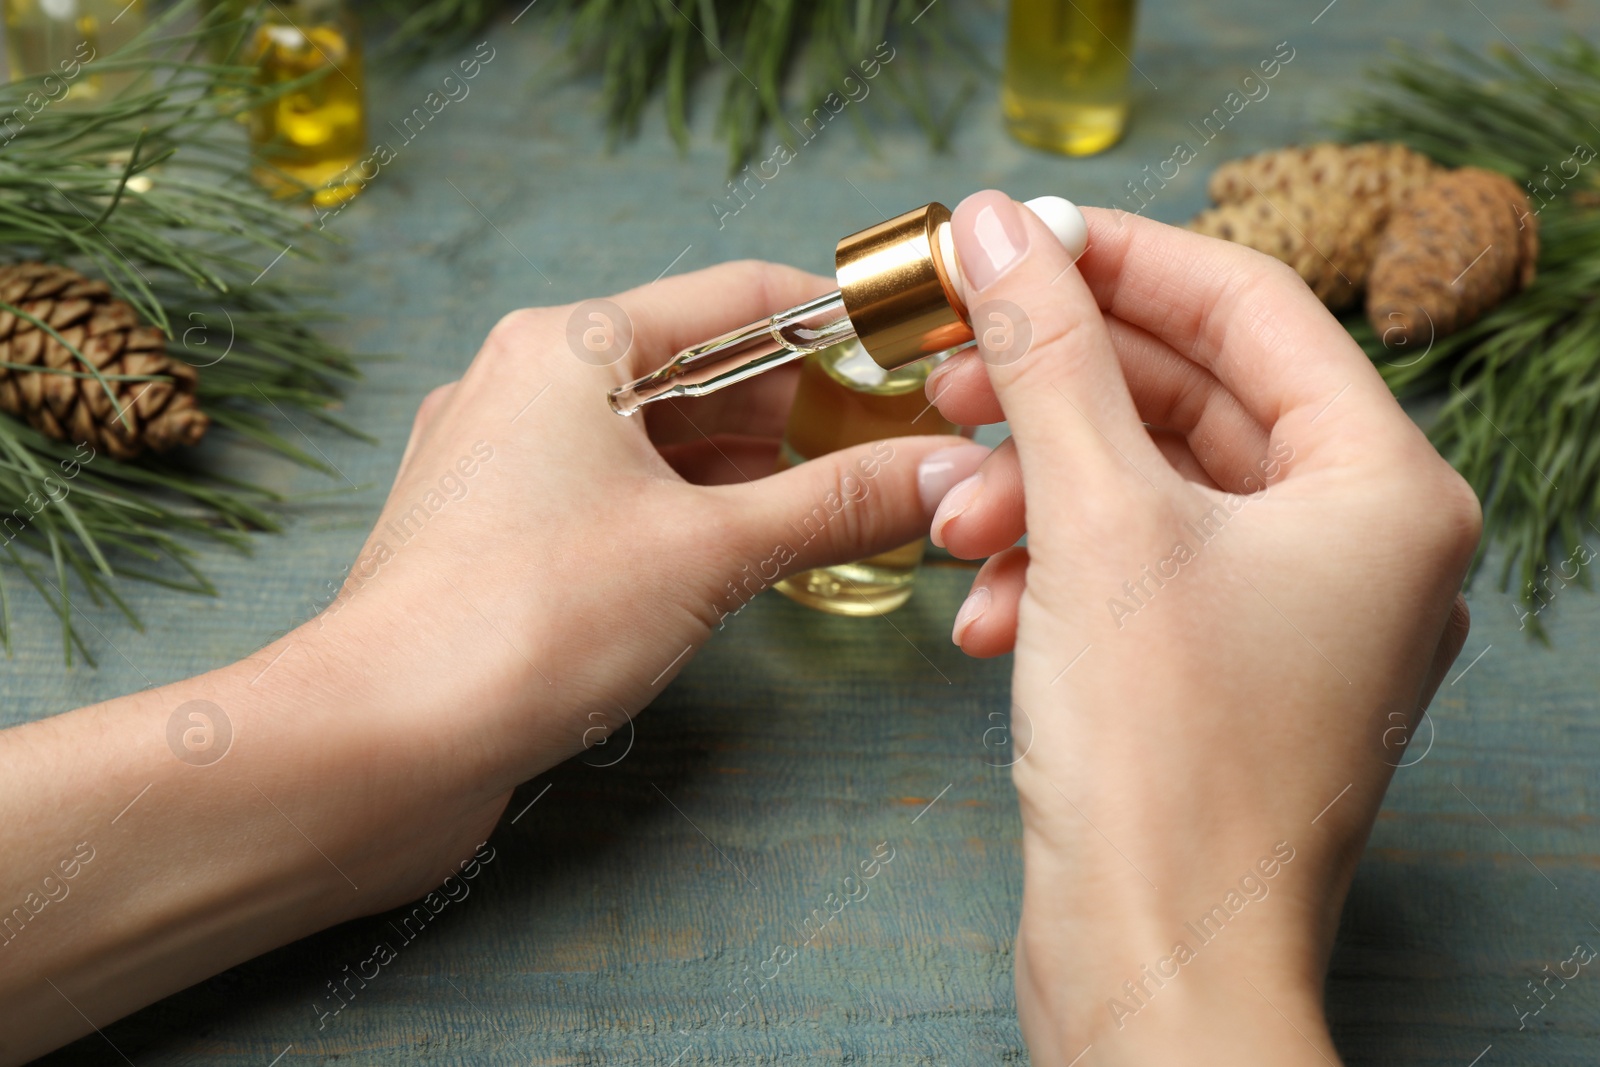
[1190,142,1441,311]
[1190,191,1376,310]
[1206,141,1440,206]
[1366,168,1539,347]
[0,262,209,460]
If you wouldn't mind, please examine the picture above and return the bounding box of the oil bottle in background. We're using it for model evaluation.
[1002,0,1139,156]
[248,0,367,208]
[3,0,146,101]
[774,340,958,616]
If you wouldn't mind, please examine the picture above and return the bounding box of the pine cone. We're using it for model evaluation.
[1189,142,1440,311]
[1366,168,1539,347]
[0,263,208,460]
[1190,193,1376,309]
[1206,141,1440,206]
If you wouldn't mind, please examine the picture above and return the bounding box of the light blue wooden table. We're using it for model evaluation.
[14,1,1600,1063]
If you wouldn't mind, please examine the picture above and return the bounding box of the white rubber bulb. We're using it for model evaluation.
[1023,195,1089,259]
[939,195,1088,301]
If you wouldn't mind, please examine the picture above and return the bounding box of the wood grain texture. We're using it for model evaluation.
[14,0,1600,1062]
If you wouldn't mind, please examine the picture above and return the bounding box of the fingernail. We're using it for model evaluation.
[919,445,988,517]
[924,357,957,403]
[917,443,988,518]
[929,470,984,548]
[952,586,991,647]
[954,191,1030,292]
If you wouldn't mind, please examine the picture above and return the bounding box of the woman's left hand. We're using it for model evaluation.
[0,260,985,1064]
[309,258,981,803]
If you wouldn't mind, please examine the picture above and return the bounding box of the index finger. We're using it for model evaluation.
[609,259,834,380]
[1077,209,1412,454]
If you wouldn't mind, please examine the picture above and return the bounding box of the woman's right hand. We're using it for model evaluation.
[923,192,1479,1065]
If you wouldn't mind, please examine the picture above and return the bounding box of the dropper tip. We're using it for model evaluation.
[608,386,643,417]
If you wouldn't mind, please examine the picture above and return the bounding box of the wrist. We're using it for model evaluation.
[1017,915,1336,1067]
[1014,826,1336,1066]
[216,621,512,910]
[269,570,559,797]
[289,546,697,795]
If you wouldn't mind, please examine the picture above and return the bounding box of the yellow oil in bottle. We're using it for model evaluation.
[773,341,956,617]
[3,0,146,102]
[1002,0,1139,157]
[249,1,367,209]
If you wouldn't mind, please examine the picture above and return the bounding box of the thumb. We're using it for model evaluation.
[709,434,979,590]
[951,190,1166,494]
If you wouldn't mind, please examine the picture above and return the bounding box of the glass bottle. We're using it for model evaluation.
[3,0,146,102]
[773,340,957,617]
[248,0,367,209]
[1002,0,1139,157]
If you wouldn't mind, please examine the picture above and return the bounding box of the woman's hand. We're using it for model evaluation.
[0,261,980,1064]
[316,258,978,796]
[923,192,1480,1064]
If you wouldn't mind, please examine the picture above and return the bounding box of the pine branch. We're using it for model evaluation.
[353,0,983,170]
[0,0,364,663]
[359,0,505,61]
[1339,37,1600,638]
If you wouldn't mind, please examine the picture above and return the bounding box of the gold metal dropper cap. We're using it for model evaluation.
[835,202,975,371]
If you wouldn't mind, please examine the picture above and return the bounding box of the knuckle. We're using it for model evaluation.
[829,466,879,552]
[1446,594,1472,644]
[785,456,890,563]
[1224,243,1305,295]
[1252,250,1305,291]
[1389,455,1482,568]
[484,307,546,357]
[411,382,456,430]
[1218,250,1309,325]
[1430,464,1484,562]
[725,257,779,279]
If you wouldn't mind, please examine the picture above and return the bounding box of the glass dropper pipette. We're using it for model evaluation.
[608,196,1087,416]
[608,290,855,414]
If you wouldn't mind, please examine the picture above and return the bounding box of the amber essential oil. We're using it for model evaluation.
[774,341,956,617]
[3,0,146,101]
[249,1,367,208]
[1002,0,1139,157]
